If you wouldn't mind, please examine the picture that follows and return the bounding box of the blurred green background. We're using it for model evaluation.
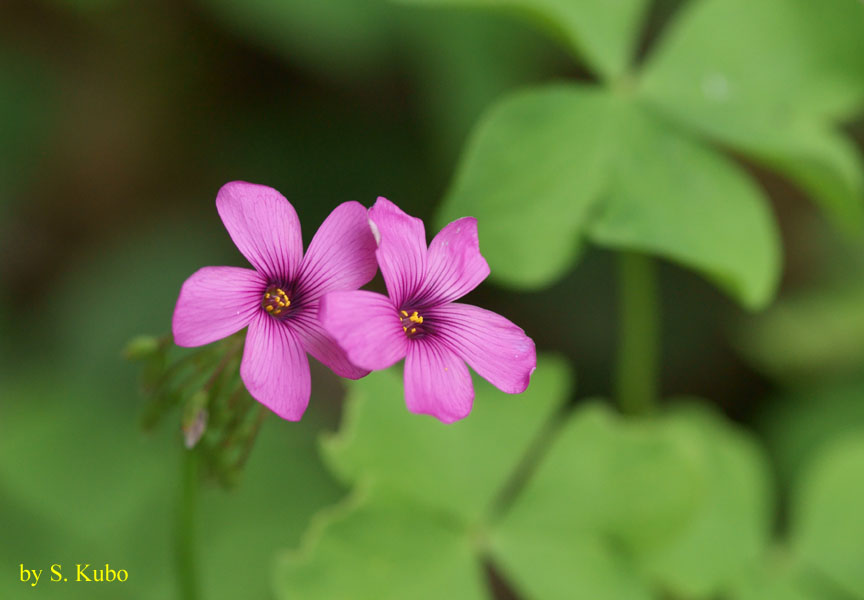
[2,0,864,598]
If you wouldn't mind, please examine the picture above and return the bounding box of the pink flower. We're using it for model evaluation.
[172,182,377,420]
[320,198,536,423]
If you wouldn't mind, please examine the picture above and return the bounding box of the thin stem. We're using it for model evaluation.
[175,449,200,600]
[615,252,660,416]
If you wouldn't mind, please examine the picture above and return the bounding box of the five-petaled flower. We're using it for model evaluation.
[172,181,377,420]
[320,198,536,423]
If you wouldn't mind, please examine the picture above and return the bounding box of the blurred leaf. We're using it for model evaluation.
[586,102,781,310]
[490,402,773,599]
[737,284,864,383]
[282,356,571,598]
[0,370,341,600]
[0,375,177,599]
[729,556,825,600]
[758,381,864,490]
[791,433,864,598]
[490,404,703,592]
[496,534,651,600]
[322,355,571,523]
[640,0,864,228]
[198,0,392,80]
[275,487,488,600]
[295,357,775,599]
[437,85,622,289]
[397,0,649,80]
[199,416,343,600]
[642,402,772,598]
[642,0,864,122]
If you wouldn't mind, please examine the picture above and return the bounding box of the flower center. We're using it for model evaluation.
[262,285,291,319]
[400,309,425,338]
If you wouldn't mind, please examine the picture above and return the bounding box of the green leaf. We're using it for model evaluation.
[274,487,489,600]
[322,355,571,524]
[0,371,343,600]
[729,556,825,600]
[397,0,648,79]
[642,0,864,122]
[587,104,781,309]
[640,0,864,228]
[496,532,651,600]
[737,284,864,384]
[489,403,703,599]
[437,84,622,289]
[791,432,864,598]
[491,403,773,599]
[199,417,343,600]
[440,83,780,307]
[758,380,864,489]
[642,403,772,598]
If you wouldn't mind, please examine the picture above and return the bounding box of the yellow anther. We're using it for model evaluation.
[400,310,409,317]
[265,293,271,299]
[403,326,407,332]
[409,312,423,324]
[265,305,274,312]
[410,327,417,334]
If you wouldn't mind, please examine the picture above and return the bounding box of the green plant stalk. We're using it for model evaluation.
[176,449,200,600]
[616,252,660,415]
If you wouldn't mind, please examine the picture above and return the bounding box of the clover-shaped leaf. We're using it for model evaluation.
[434,0,863,309]
[396,0,649,80]
[640,403,772,597]
[586,102,781,309]
[322,355,572,523]
[276,359,772,599]
[439,85,781,308]
[276,486,489,600]
[640,0,864,229]
[790,432,864,598]
[728,430,864,600]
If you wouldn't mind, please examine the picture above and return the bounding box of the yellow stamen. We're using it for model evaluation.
[265,305,274,312]
[410,327,416,334]
[403,326,407,332]
[409,311,423,324]
[400,310,409,317]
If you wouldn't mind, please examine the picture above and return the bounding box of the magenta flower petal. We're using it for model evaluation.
[216,181,304,282]
[297,201,378,302]
[172,266,266,347]
[318,290,408,371]
[420,217,490,305]
[404,340,474,424]
[368,197,427,307]
[428,302,536,394]
[240,311,311,421]
[292,311,370,380]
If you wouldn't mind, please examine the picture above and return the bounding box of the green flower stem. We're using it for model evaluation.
[176,449,200,600]
[615,252,660,416]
